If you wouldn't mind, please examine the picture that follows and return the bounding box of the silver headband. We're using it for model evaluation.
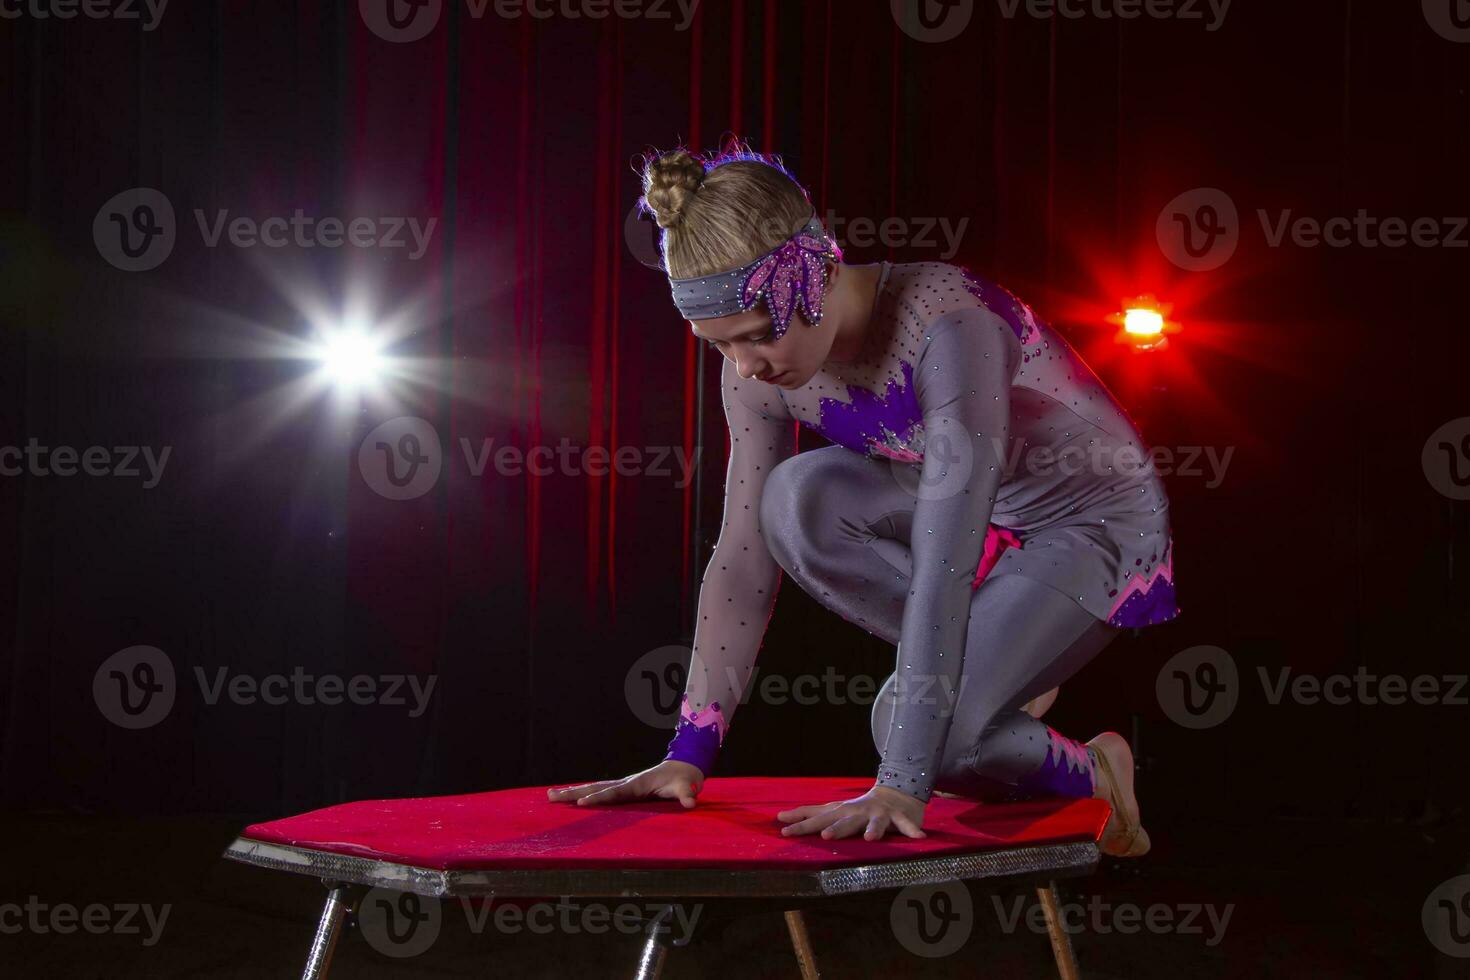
[667,215,842,338]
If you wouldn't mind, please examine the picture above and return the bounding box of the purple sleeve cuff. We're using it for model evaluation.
[662,698,727,777]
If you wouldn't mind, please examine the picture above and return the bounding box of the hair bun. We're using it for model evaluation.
[640,149,707,229]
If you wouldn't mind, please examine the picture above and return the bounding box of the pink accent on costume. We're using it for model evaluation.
[972,525,1024,589]
[1106,547,1175,622]
[1050,731,1094,778]
[680,697,728,744]
[868,442,923,464]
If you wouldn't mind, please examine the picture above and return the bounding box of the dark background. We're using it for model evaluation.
[2,0,1468,976]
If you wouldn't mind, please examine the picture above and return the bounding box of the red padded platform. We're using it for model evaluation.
[240,777,1109,872]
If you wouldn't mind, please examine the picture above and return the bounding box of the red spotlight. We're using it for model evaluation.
[1107,295,1180,351]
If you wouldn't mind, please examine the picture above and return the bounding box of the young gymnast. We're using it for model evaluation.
[548,141,1178,855]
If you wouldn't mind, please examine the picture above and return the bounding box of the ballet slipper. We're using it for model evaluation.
[1086,732,1151,858]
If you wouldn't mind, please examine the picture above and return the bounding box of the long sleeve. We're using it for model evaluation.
[663,357,797,776]
[874,306,1021,803]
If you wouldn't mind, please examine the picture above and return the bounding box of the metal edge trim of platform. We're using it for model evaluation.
[222,837,1099,900]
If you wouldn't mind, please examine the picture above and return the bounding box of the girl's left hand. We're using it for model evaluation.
[776,785,928,841]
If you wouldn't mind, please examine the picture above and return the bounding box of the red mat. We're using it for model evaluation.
[240,777,1109,872]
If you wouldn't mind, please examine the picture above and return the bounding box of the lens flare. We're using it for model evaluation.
[314,325,386,386]
[1108,296,1179,351]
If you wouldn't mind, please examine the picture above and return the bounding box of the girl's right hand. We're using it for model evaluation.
[545,759,705,809]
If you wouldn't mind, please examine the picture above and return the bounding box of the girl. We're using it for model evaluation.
[548,142,1177,856]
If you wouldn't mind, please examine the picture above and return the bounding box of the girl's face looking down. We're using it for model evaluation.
[687,260,873,388]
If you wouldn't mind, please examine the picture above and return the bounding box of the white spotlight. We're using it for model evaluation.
[314,326,385,387]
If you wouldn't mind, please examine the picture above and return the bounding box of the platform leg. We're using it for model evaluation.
[1035,883,1081,980]
[632,904,677,980]
[301,882,350,980]
[783,909,821,979]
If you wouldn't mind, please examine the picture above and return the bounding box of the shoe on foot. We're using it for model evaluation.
[1086,732,1151,858]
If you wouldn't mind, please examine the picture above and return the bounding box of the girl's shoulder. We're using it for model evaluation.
[886,261,1043,348]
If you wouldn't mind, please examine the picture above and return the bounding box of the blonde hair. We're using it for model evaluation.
[636,138,816,280]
